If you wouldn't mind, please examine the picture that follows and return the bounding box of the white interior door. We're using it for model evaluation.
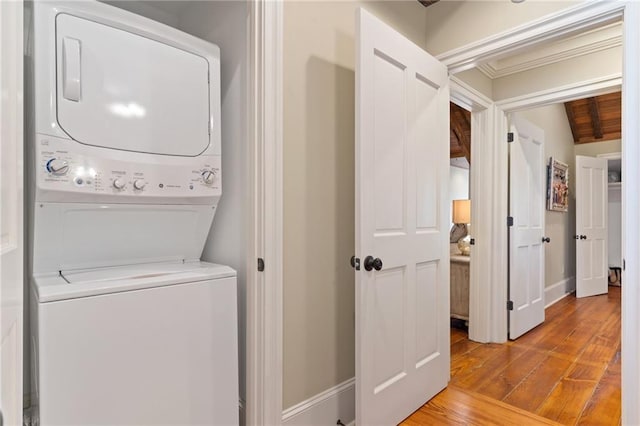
[355,8,449,425]
[508,115,545,340]
[576,155,608,298]
[0,1,24,424]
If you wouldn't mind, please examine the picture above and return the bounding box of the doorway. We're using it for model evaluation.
[446,16,624,421]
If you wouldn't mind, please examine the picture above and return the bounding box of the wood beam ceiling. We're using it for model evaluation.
[450,103,471,163]
[417,0,440,7]
[564,92,621,144]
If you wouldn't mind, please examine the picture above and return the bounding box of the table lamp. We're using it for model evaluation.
[452,199,471,256]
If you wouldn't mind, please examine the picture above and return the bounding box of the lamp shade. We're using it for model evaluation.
[452,199,471,224]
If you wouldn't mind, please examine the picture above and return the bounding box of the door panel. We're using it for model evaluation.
[576,156,608,298]
[356,8,449,425]
[509,115,545,340]
[56,13,210,156]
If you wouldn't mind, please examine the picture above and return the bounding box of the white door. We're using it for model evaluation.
[0,1,24,424]
[355,8,449,425]
[575,155,608,298]
[508,115,545,340]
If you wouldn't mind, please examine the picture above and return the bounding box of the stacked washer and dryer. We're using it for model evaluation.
[27,1,238,425]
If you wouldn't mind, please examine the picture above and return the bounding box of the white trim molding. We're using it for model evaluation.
[496,74,621,112]
[282,379,355,426]
[622,3,640,424]
[477,22,622,79]
[544,277,576,309]
[438,1,625,74]
[246,1,283,425]
[450,76,492,111]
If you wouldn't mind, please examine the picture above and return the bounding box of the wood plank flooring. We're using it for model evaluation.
[402,286,621,425]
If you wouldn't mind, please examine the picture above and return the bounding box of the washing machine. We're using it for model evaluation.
[26,1,238,425]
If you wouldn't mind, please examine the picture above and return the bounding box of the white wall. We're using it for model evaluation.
[575,139,622,157]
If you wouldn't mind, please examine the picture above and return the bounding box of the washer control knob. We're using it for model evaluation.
[113,178,126,190]
[133,179,146,190]
[202,169,216,185]
[46,159,69,175]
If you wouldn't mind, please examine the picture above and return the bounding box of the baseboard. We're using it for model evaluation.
[282,378,355,426]
[545,276,575,308]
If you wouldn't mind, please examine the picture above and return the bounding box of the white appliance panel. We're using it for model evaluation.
[55,13,212,157]
[36,134,221,204]
[33,203,216,274]
[34,261,236,302]
[34,275,239,426]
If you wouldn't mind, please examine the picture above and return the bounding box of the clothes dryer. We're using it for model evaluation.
[26,1,237,424]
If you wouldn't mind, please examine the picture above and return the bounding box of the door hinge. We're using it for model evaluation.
[507,216,514,227]
[507,300,514,311]
[507,132,514,143]
[469,238,475,245]
[257,258,265,272]
[623,258,626,271]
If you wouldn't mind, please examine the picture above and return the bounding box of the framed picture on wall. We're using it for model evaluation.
[547,157,569,212]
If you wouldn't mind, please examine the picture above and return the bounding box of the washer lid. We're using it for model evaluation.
[34,261,236,302]
[55,13,211,156]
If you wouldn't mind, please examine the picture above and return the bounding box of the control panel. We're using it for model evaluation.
[36,135,221,201]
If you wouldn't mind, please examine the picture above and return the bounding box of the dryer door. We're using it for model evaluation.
[55,13,211,156]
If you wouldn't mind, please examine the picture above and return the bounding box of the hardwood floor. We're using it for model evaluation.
[402,286,621,425]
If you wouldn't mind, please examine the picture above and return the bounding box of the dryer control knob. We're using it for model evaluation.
[202,170,216,185]
[113,178,126,190]
[133,179,146,190]
[46,159,69,176]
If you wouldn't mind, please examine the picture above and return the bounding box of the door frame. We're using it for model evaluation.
[245,0,284,425]
[449,77,496,343]
[443,1,637,423]
[249,1,640,425]
[0,0,25,422]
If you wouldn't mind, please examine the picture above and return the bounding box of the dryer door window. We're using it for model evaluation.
[55,14,211,157]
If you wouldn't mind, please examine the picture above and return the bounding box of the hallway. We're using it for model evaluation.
[402,286,621,425]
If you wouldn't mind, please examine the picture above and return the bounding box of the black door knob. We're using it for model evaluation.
[580,235,587,240]
[542,237,551,243]
[364,255,383,271]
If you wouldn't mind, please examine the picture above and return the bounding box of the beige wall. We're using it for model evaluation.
[423,0,582,56]
[575,139,622,157]
[282,0,602,411]
[516,104,576,289]
[282,0,432,409]
[455,68,493,99]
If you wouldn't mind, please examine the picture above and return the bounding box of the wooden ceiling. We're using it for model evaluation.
[448,93,620,162]
[450,102,471,163]
[418,0,440,7]
[564,91,621,144]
